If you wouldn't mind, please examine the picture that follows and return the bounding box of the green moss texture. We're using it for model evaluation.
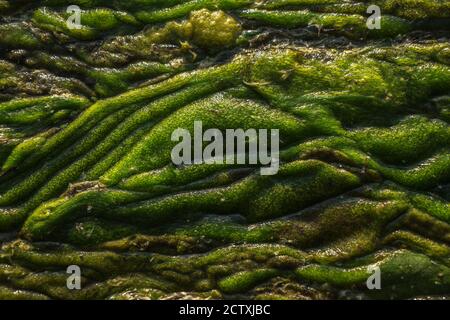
[0,0,448,299]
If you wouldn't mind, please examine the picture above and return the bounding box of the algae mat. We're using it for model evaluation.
[0,0,449,300]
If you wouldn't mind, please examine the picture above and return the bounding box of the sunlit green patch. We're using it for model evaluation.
[0,1,449,299]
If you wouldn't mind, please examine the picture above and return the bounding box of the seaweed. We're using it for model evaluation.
[0,0,448,300]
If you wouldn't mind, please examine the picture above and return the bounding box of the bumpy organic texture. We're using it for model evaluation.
[0,0,449,300]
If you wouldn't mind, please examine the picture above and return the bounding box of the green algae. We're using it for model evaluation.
[134,0,254,23]
[240,9,412,38]
[260,0,450,20]
[0,0,449,300]
[188,9,242,50]
[296,250,450,299]
[32,7,140,41]
[88,61,177,97]
[0,24,41,49]
[0,237,448,299]
[218,269,279,294]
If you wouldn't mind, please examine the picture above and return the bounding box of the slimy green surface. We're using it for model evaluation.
[0,0,449,299]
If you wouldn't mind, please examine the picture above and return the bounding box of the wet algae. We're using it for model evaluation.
[0,0,449,299]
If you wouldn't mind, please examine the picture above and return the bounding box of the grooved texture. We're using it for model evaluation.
[0,0,449,300]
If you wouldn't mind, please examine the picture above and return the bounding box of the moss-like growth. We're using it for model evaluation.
[189,9,242,50]
[0,0,449,300]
